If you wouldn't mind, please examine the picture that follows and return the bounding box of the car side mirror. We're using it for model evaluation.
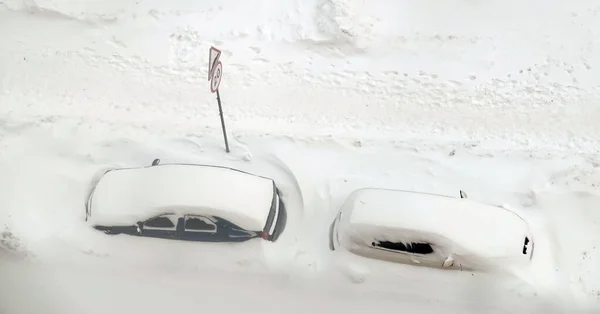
[460,190,467,199]
[136,221,143,234]
[442,255,455,268]
[152,159,160,166]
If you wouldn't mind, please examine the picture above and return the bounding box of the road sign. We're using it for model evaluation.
[208,46,221,81]
[210,61,222,93]
[206,45,229,153]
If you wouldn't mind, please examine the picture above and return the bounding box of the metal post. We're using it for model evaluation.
[216,89,230,153]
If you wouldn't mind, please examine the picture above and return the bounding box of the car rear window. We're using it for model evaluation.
[262,184,278,233]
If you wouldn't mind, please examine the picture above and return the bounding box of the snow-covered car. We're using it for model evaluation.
[85,160,287,243]
[328,188,534,271]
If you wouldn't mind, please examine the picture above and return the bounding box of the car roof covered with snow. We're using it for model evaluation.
[87,163,276,231]
[338,188,532,262]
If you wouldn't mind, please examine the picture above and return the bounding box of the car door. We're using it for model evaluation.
[180,214,220,242]
[141,214,180,240]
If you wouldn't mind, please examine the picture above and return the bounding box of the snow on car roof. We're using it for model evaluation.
[87,164,276,231]
[340,188,532,261]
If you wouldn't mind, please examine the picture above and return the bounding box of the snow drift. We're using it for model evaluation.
[1,0,600,313]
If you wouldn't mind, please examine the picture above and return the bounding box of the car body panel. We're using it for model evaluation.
[94,212,262,242]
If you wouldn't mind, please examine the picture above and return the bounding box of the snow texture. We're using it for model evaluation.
[88,164,276,231]
[1,0,600,313]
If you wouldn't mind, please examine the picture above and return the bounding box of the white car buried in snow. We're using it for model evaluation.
[329,188,534,272]
[85,160,287,243]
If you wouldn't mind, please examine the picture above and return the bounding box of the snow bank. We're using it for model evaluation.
[88,164,276,231]
[0,127,597,311]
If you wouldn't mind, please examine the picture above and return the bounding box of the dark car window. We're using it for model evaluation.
[145,216,174,228]
[372,240,434,255]
[185,215,217,233]
[522,237,530,255]
[143,214,177,231]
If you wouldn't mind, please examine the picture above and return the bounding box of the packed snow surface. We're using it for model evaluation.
[88,164,276,230]
[1,0,600,313]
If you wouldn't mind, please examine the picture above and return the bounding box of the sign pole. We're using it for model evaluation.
[216,88,230,153]
[208,46,229,153]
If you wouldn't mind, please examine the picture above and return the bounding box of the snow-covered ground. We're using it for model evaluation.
[1,0,600,313]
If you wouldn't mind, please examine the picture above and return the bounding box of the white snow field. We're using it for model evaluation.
[1,0,600,313]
